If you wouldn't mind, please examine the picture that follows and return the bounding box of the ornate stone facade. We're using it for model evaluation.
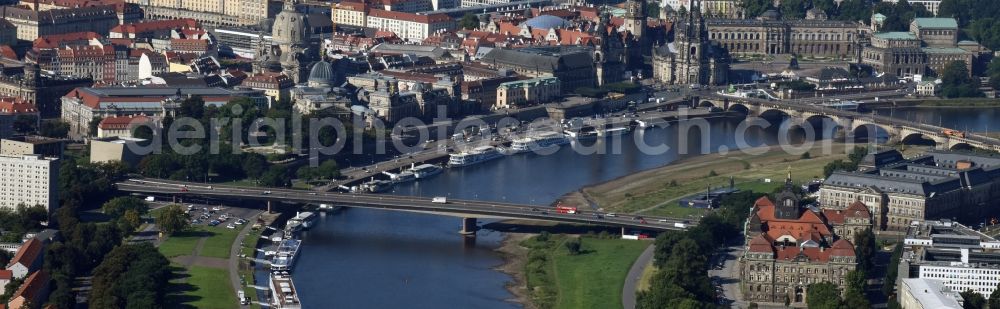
[254,0,319,84]
[651,1,730,86]
[740,176,869,305]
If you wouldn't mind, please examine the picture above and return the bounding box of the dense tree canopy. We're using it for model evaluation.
[873,0,932,31]
[89,244,171,309]
[939,61,982,98]
[807,282,842,309]
[637,190,761,308]
[459,13,478,30]
[961,289,986,309]
[155,205,189,235]
[939,0,1000,27]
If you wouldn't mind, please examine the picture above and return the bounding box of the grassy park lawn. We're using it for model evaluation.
[200,226,241,259]
[522,235,649,309]
[184,266,238,309]
[158,229,204,258]
[581,144,856,217]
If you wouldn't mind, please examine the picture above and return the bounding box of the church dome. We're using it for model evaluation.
[272,0,310,46]
[523,15,571,29]
[308,60,334,86]
[760,9,781,20]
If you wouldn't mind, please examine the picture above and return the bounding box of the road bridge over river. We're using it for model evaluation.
[117,179,692,234]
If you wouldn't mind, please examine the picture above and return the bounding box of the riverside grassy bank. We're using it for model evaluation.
[561,143,935,218]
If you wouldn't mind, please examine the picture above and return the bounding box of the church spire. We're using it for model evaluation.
[785,165,793,189]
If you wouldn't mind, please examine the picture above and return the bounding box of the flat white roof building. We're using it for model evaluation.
[900,278,963,309]
[0,154,59,214]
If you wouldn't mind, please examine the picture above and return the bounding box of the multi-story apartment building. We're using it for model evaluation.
[19,0,142,24]
[370,0,433,13]
[1,5,120,41]
[366,9,454,43]
[212,27,272,59]
[43,44,168,83]
[820,149,1000,234]
[740,177,867,305]
[241,72,294,106]
[333,2,368,28]
[129,0,274,27]
[0,154,59,215]
[495,77,560,109]
[900,220,1000,299]
[901,0,943,16]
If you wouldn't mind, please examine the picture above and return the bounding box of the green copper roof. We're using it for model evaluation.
[921,47,969,54]
[874,32,917,40]
[913,18,958,29]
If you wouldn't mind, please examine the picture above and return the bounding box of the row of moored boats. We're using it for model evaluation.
[267,211,320,309]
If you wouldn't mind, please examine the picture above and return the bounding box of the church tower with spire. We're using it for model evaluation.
[773,166,801,220]
[623,0,646,40]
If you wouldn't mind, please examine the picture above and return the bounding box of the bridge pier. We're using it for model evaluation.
[267,201,272,214]
[460,217,478,237]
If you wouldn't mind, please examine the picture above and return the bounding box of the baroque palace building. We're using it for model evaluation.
[705,8,863,59]
[740,173,871,305]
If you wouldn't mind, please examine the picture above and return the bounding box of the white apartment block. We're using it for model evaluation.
[918,263,1000,297]
[333,2,368,28]
[366,10,456,43]
[0,155,59,214]
[902,0,942,16]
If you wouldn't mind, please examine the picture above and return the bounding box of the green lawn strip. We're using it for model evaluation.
[185,265,238,309]
[200,226,241,259]
[158,229,204,258]
[551,238,648,309]
[521,235,649,309]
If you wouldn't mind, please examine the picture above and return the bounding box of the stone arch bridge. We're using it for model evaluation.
[693,95,1000,152]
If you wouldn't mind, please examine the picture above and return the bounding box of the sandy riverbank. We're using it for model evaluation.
[496,231,534,309]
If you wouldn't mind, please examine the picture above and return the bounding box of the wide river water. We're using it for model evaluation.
[288,107,996,308]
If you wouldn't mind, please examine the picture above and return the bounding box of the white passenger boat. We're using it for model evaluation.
[269,272,302,309]
[288,211,318,229]
[409,163,443,178]
[448,146,504,167]
[270,239,302,271]
[510,131,569,154]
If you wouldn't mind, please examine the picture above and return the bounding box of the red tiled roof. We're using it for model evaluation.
[32,32,103,49]
[0,46,14,59]
[335,1,367,12]
[0,270,13,280]
[110,18,199,35]
[0,97,38,115]
[845,201,871,218]
[829,239,856,257]
[98,115,149,130]
[748,234,773,253]
[11,270,48,303]
[8,239,42,269]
